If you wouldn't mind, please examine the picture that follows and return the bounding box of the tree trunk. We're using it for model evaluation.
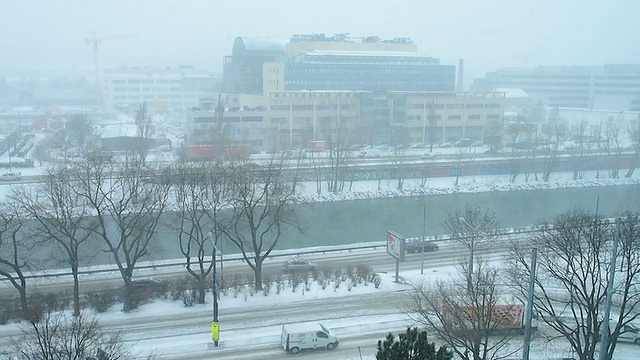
[253,260,263,291]
[72,265,80,317]
[198,276,206,304]
[122,281,134,312]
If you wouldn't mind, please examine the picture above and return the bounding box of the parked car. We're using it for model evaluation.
[439,142,453,148]
[454,138,473,147]
[405,240,439,253]
[282,257,316,272]
[0,172,22,181]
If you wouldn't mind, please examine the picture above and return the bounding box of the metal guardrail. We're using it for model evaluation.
[3,225,542,282]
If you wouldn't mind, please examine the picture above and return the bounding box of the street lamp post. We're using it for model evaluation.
[208,232,220,347]
[413,198,427,275]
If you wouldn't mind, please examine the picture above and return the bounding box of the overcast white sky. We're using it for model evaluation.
[1,0,638,81]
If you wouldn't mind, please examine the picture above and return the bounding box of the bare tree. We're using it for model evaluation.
[504,121,525,183]
[625,114,640,178]
[10,310,144,360]
[507,210,640,360]
[409,261,522,360]
[11,166,97,316]
[426,99,439,152]
[391,145,407,190]
[135,102,153,166]
[71,155,171,311]
[211,94,229,162]
[539,108,565,182]
[174,161,233,304]
[220,159,303,290]
[442,204,498,277]
[569,119,588,180]
[65,113,94,152]
[324,115,353,193]
[0,200,32,313]
[603,117,623,178]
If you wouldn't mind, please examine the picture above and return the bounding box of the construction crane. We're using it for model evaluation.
[85,31,136,80]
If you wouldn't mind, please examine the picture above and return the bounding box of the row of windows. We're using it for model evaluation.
[110,79,181,84]
[406,103,501,109]
[285,80,450,87]
[193,116,265,123]
[593,83,640,88]
[112,95,194,100]
[111,87,182,92]
[272,92,357,99]
[271,104,358,111]
[286,67,449,75]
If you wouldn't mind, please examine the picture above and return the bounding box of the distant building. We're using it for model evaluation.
[472,64,640,111]
[102,65,220,110]
[223,37,287,94]
[268,90,375,149]
[386,91,506,146]
[224,34,456,95]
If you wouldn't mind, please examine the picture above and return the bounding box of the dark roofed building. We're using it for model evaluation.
[223,37,287,94]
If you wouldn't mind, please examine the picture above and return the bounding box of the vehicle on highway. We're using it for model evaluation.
[131,278,163,288]
[0,172,22,181]
[282,256,316,272]
[405,239,439,253]
[281,322,339,354]
[358,150,382,158]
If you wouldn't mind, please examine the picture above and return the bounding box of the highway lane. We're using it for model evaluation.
[0,239,509,298]
[0,241,512,354]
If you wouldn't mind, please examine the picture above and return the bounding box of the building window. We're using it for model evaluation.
[468,115,481,120]
[485,103,501,108]
[112,80,125,84]
[465,104,485,109]
[447,104,464,109]
[128,80,140,84]
[448,115,461,120]
[487,114,501,119]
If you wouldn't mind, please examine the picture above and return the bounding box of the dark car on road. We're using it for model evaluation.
[405,240,439,253]
[282,257,317,272]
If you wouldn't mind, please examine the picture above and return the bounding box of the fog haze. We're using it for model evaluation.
[2,0,637,78]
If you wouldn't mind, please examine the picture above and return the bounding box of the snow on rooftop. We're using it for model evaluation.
[96,123,139,139]
[492,87,530,98]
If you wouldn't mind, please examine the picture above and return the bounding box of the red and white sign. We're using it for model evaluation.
[386,230,405,261]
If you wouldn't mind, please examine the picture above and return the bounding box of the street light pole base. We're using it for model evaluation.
[207,341,224,350]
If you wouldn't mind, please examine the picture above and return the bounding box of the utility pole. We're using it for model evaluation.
[523,247,538,360]
[598,217,621,360]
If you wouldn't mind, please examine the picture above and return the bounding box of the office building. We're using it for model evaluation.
[224,34,456,95]
[102,65,220,110]
[268,90,375,149]
[387,91,506,146]
[472,64,640,111]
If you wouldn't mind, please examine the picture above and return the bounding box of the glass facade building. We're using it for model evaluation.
[284,51,455,93]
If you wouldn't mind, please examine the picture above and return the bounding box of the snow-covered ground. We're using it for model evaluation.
[1,141,639,358]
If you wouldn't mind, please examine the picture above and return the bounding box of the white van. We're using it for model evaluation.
[281,323,339,354]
